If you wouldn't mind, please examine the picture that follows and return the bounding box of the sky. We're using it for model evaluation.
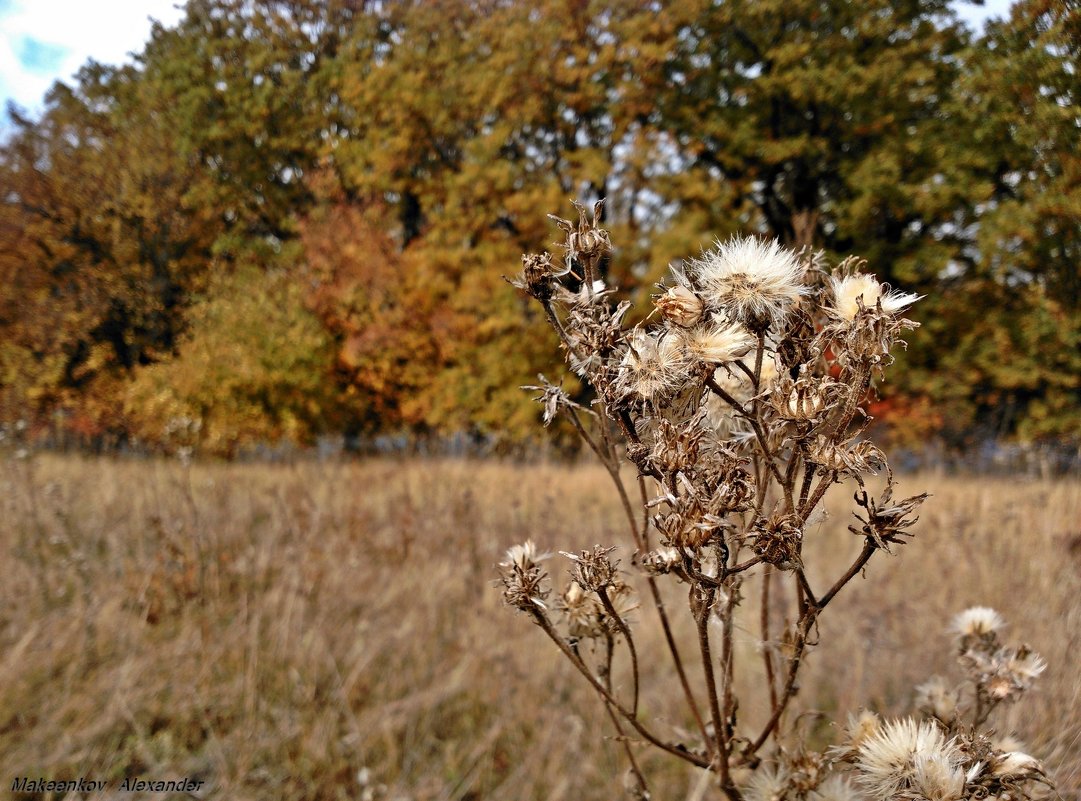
[0,0,1017,120]
[0,0,185,117]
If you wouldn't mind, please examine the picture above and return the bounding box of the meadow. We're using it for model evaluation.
[1,455,1078,800]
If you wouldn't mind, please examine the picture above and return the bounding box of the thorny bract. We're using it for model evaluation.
[500,201,1053,801]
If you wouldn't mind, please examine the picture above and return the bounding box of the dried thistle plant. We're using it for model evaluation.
[501,201,1052,800]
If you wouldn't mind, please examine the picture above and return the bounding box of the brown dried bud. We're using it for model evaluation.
[752,513,803,568]
[572,227,612,259]
[776,304,816,371]
[771,376,837,423]
[807,436,886,475]
[561,545,619,592]
[785,749,825,796]
[653,509,714,550]
[521,374,593,427]
[638,546,683,575]
[625,441,654,475]
[655,285,705,327]
[499,541,551,612]
[509,252,567,301]
[500,563,550,612]
[549,200,611,263]
[848,482,928,551]
[650,418,704,475]
[701,460,756,516]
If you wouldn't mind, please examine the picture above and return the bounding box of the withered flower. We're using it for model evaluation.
[655,284,705,327]
[849,483,928,552]
[521,374,593,427]
[508,252,569,301]
[499,541,551,613]
[752,513,804,568]
[638,546,683,575]
[829,269,921,321]
[561,545,619,593]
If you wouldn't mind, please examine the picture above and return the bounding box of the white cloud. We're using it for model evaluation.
[953,0,1016,32]
[0,0,185,116]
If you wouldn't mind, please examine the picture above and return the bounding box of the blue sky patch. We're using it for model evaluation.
[15,36,70,75]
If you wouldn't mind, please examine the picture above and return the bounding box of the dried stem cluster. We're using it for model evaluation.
[500,203,1052,801]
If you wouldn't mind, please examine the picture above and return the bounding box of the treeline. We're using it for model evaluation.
[0,0,1077,455]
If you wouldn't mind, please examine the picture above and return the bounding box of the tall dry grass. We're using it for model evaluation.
[0,455,1077,800]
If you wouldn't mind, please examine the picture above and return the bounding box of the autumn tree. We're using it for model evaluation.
[1,0,1076,452]
[895,0,1081,445]
[0,60,216,439]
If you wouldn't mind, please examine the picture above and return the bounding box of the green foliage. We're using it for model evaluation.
[125,265,340,454]
[893,0,1081,444]
[0,0,1077,451]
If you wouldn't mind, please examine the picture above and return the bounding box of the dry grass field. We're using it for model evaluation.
[1,455,1078,800]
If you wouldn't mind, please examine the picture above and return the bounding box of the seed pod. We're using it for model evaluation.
[655,285,705,327]
[751,513,803,568]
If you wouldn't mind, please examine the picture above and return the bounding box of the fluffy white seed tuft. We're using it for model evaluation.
[618,329,689,400]
[854,718,961,800]
[830,273,920,320]
[809,775,864,801]
[690,236,806,329]
[951,606,1005,638]
[680,317,756,364]
[743,764,789,801]
[501,540,550,571]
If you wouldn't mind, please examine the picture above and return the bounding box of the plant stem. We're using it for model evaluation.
[602,700,650,797]
[532,611,711,768]
[693,587,724,765]
[590,425,710,751]
[761,566,778,712]
[599,587,641,718]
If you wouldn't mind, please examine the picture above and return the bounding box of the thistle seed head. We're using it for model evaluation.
[829,271,920,321]
[599,580,640,633]
[959,642,1045,703]
[558,581,604,639]
[915,676,960,724]
[743,764,790,801]
[951,606,1005,639]
[809,775,864,801]
[617,329,689,401]
[690,236,808,331]
[845,710,883,751]
[853,718,961,801]
[501,540,550,572]
[911,752,966,801]
[679,317,756,364]
[990,751,1043,778]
